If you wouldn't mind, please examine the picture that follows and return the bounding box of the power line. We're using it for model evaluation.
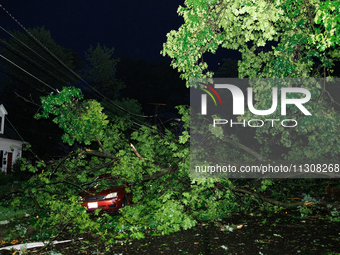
[1,6,157,120]
[0,5,80,84]
[0,54,58,92]
[0,4,177,134]
[5,115,26,143]
[1,4,158,120]
[0,26,77,84]
[0,37,72,86]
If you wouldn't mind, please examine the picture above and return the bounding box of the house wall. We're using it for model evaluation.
[0,138,24,174]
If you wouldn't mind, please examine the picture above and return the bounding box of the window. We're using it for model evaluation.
[0,116,2,134]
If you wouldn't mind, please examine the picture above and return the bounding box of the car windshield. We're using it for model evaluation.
[87,177,120,189]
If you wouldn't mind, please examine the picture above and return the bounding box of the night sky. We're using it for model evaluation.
[0,0,239,69]
[0,1,198,156]
[1,0,185,61]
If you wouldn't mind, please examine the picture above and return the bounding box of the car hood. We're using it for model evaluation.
[79,186,124,197]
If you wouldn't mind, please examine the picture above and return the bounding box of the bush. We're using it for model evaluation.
[0,160,29,185]
[11,159,30,181]
[0,171,16,185]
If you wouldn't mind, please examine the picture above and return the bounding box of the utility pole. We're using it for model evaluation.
[148,103,166,126]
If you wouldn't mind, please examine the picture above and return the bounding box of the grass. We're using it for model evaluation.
[0,206,29,221]
[0,184,19,196]
[0,183,29,222]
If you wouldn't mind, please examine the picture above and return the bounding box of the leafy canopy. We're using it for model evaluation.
[162,0,340,161]
[84,43,125,99]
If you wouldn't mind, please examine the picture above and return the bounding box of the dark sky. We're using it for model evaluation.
[0,0,240,68]
[0,0,185,61]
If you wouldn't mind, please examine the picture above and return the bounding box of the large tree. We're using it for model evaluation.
[1,86,336,246]
[161,0,340,161]
[84,43,125,99]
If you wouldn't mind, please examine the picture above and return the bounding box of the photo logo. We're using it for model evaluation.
[201,84,312,116]
[199,83,222,115]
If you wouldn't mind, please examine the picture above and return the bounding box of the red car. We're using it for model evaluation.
[79,174,132,212]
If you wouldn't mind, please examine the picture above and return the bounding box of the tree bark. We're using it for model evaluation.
[223,136,266,161]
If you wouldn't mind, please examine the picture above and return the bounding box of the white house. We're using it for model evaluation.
[0,104,25,174]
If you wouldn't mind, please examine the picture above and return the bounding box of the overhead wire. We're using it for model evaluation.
[155,116,179,126]
[0,53,58,92]
[0,5,80,84]
[1,7,157,118]
[0,4,178,134]
[3,8,156,119]
[0,10,156,123]
[0,26,77,84]
[0,67,47,107]
[5,115,51,162]
[5,115,26,143]
[157,116,167,131]
[0,41,153,133]
[0,37,72,86]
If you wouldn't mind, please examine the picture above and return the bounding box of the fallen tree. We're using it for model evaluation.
[0,87,338,246]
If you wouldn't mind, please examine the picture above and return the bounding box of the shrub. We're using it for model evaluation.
[0,171,16,185]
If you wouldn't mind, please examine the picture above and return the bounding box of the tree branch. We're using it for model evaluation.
[232,187,307,208]
[95,136,106,152]
[223,136,266,161]
[14,92,41,107]
[81,159,116,173]
[0,188,25,200]
[142,167,172,181]
[142,157,185,181]
[82,149,119,160]
[130,143,143,159]
[29,189,42,209]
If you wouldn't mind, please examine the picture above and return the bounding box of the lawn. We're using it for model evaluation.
[0,183,30,223]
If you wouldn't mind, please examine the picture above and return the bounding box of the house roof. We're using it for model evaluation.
[0,122,24,142]
[0,104,24,142]
[0,104,7,116]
